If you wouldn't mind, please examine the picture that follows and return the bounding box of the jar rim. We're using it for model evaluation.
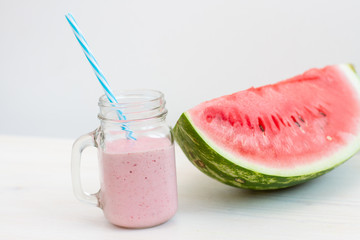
[98,89,164,108]
[97,89,167,122]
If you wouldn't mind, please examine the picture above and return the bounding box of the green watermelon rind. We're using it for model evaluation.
[174,64,360,190]
[175,112,332,190]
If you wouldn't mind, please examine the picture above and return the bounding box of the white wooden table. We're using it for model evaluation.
[1,135,359,239]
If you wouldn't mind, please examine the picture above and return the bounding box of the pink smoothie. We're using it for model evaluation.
[98,137,177,228]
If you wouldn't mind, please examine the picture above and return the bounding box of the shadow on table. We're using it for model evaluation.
[177,163,356,215]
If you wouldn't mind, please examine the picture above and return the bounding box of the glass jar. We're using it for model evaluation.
[71,89,177,228]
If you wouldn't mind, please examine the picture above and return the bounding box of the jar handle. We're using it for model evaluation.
[71,130,99,206]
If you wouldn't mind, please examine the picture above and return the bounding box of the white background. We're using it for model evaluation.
[1,0,360,139]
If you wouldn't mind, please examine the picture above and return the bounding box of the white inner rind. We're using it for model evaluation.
[186,64,360,177]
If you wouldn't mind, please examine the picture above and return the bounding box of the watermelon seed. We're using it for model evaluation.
[291,116,301,127]
[319,111,327,117]
[194,159,206,168]
[259,125,265,132]
[245,115,253,129]
[316,106,327,117]
[234,178,245,184]
[258,117,266,133]
[298,116,305,123]
[327,136,333,141]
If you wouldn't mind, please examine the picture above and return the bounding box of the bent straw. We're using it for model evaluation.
[65,13,135,140]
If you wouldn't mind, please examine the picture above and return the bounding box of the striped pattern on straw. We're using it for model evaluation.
[65,13,135,140]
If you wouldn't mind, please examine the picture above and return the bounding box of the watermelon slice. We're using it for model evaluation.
[174,64,360,190]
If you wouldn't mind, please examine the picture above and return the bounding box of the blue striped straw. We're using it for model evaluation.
[65,13,135,140]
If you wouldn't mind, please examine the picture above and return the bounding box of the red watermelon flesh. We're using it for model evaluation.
[189,65,360,171]
[174,64,360,189]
